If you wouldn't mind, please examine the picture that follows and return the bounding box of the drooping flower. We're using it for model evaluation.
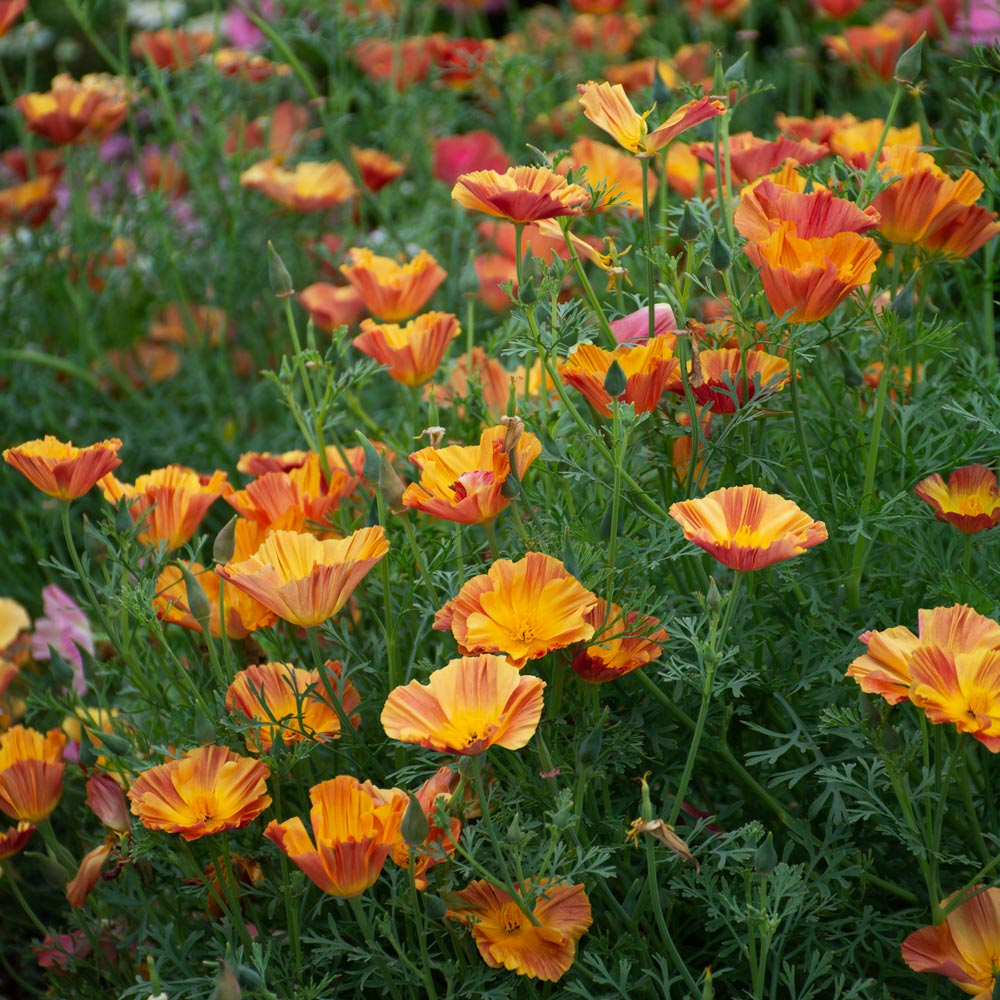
[225,660,360,752]
[902,886,1000,997]
[402,423,542,525]
[0,725,67,822]
[3,436,123,501]
[353,311,460,386]
[217,526,389,628]
[664,347,790,414]
[240,158,358,212]
[128,745,271,841]
[669,485,827,572]
[264,774,404,897]
[0,820,35,860]
[30,584,94,696]
[381,654,545,755]
[66,840,115,908]
[570,600,668,684]
[447,879,593,981]
[914,464,1000,535]
[341,247,447,322]
[434,552,598,667]
[452,166,590,224]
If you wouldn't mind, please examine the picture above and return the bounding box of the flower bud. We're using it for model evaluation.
[894,32,924,85]
[679,203,700,243]
[839,346,864,388]
[424,893,448,919]
[378,459,407,514]
[500,470,521,499]
[890,273,917,319]
[651,69,673,108]
[401,793,430,849]
[577,709,607,769]
[179,564,212,631]
[506,813,525,846]
[603,359,628,399]
[753,832,778,875]
[702,967,714,1000]
[725,52,748,82]
[355,432,383,482]
[710,228,732,271]
[266,241,294,299]
[86,773,131,832]
[213,516,238,565]
[95,731,132,758]
[47,646,77,688]
[213,963,242,1000]
[237,967,262,990]
[37,850,69,888]
[519,275,536,305]
[506,378,519,419]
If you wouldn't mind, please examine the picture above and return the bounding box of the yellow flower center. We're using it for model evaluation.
[498,902,524,935]
[730,525,766,549]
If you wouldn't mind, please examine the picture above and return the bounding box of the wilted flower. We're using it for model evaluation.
[570,600,668,683]
[914,464,1000,535]
[3,436,123,501]
[452,166,590,224]
[353,312,460,387]
[341,247,447,322]
[31,584,94,696]
[0,725,67,822]
[66,839,116,908]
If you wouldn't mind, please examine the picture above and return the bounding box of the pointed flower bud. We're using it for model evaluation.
[754,831,778,875]
[894,33,924,85]
[86,773,131,833]
[603,359,628,399]
[401,792,430,849]
[213,515,238,564]
[267,241,295,299]
[710,228,732,271]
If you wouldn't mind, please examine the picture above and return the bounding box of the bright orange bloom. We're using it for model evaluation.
[566,137,653,213]
[568,12,645,57]
[4,436,122,501]
[299,282,366,331]
[341,247,447,322]
[155,561,257,640]
[427,347,511,417]
[826,118,920,168]
[663,142,717,199]
[402,423,542,525]
[353,311,460,387]
[381,654,545,754]
[670,485,827,572]
[902,886,1000,997]
[452,166,590,224]
[0,174,60,229]
[350,146,405,192]
[0,0,27,36]
[560,335,678,419]
[447,880,593,981]
[847,605,1000,705]
[226,660,359,752]
[744,224,881,322]
[691,133,828,185]
[217,526,388,628]
[570,600,668,683]
[0,726,67,822]
[0,598,29,651]
[824,23,908,81]
[914,464,1000,535]
[264,774,404,896]
[0,821,34,860]
[353,36,435,91]
[14,74,132,144]
[434,552,598,667]
[240,158,357,212]
[128,745,271,841]
[66,840,114,908]
[665,347,790,414]
[131,28,215,69]
[577,81,725,156]
[99,465,230,550]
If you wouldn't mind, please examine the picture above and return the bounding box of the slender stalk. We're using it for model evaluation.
[283,298,331,482]
[858,83,905,207]
[639,156,657,342]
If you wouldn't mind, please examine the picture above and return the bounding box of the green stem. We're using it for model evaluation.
[640,156,657,343]
[5,867,51,937]
[284,297,331,483]
[858,84,905,207]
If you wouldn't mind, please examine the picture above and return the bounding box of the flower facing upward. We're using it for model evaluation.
[577,80,725,156]
[240,159,357,212]
[669,485,828,572]
[217,526,389,628]
[570,600,668,684]
[451,166,590,224]
[341,247,447,322]
[381,654,545,755]
[914,464,1000,535]
[447,880,593,981]
[127,745,271,842]
[0,726,67,822]
[434,552,599,667]
[3,436,122,501]
[353,311,460,387]
[264,775,404,897]
[402,423,542,525]
[902,886,1000,997]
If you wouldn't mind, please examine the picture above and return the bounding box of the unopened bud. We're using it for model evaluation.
[894,32,924,84]
[355,432,383,481]
[506,378,519,419]
[678,203,700,243]
[500,470,521,499]
[213,516,238,564]
[753,831,778,875]
[424,893,448,919]
[890,274,917,319]
[507,813,525,845]
[519,275,536,305]
[709,228,732,271]
[603,359,628,399]
[651,69,672,108]
[426,393,439,430]
[638,772,655,822]
[179,564,212,630]
[48,646,77,688]
[236,967,262,990]
[712,50,725,92]
[36,851,69,888]
[840,346,864,388]
[536,732,556,777]
[501,415,524,454]
[577,709,607,769]
[378,459,407,514]
[724,51,748,83]
[267,241,294,299]
[702,967,714,999]
[705,577,722,612]
[86,773,131,832]
[401,793,429,848]
[213,962,242,1000]
[95,731,132,758]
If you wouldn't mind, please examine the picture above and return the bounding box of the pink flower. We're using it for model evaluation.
[432,132,510,188]
[610,303,678,346]
[955,0,1000,46]
[223,0,276,49]
[31,585,94,696]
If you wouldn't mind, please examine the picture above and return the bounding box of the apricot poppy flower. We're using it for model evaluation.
[824,23,909,81]
[212,48,291,82]
[560,336,678,419]
[350,146,405,192]
[240,158,357,212]
[3,436,122,501]
[14,74,132,144]
[0,726,67,822]
[570,600,668,683]
[381,654,546,754]
[665,348,790,414]
[914,464,1000,535]
[902,886,1000,996]
[353,311,460,387]
[434,552,598,667]
[341,247,447,322]
[218,526,388,628]
[577,81,724,156]
[99,465,230,550]
[566,137,652,213]
[131,28,215,69]
[264,774,403,897]
[225,660,360,752]
[299,283,366,331]
[447,879,593,981]
[847,604,1000,705]
[402,423,542,525]
[128,745,271,841]
[0,174,60,229]
[0,821,34,860]
[452,166,590,225]
[670,485,827,572]
[690,133,828,185]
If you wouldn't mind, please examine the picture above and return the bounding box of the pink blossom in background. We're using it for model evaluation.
[956,0,1000,45]
[31,584,94,696]
[223,0,276,49]
[432,131,510,187]
[610,303,679,345]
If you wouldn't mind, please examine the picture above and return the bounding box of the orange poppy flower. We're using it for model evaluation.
[128,745,271,841]
[570,600,668,683]
[0,726,67,822]
[353,36,435,91]
[0,0,27,36]
[381,653,545,754]
[665,347,790,414]
[447,879,593,981]
[131,28,215,69]
[212,48,291,82]
[99,465,231,550]
[226,660,359,752]
[743,224,881,322]
[902,886,1000,996]
[824,23,908,81]
[560,335,678,419]
[577,81,725,157]
[341,247,447,322]
[0,821,34,860]
[427,347,511,418]
[402,423,542,525]
[155,561,251,640]
[663,142,717,199]
[353,311,460,387]
[670,485,828,572]
[565,137,652,213]
[0,174,60,229]
[914,464,1000,535]
[14,73,132,144]
[299,282,366,331]
[848,605,1000,705]
[350,146,405,193]
[690,133,828,185]
[264,774,404,897]
[217,526,388,628]
[826,118,920,168]
[241,158,357,212]
[3,436,122,501]
[452,166,590,225]
[434,552,598,667]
